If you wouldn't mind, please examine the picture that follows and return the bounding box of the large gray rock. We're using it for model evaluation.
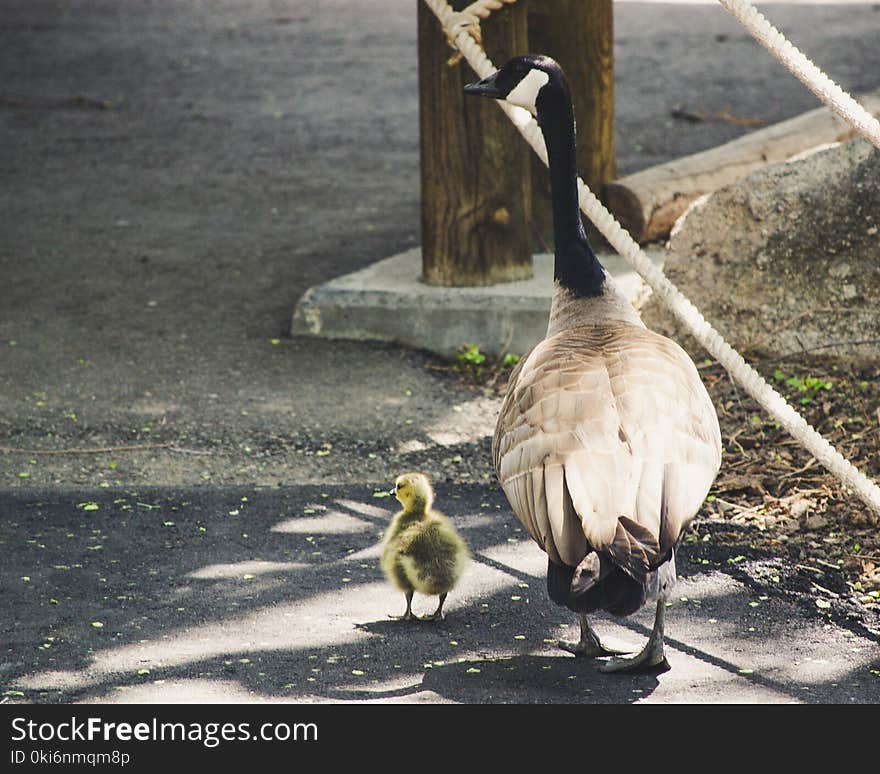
[640,139,880,363]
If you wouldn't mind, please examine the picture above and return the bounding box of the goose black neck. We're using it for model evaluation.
[536,84,605,297]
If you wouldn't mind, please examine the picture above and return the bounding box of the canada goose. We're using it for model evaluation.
[465,55,721,672]
[380,473,469,621]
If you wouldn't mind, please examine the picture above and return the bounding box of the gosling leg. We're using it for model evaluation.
[421,592,447,621]
[598,598,670,673]
[389,590,416,621]
[559,614,631,658]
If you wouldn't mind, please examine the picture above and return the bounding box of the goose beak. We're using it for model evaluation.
[389,487,397,496]
[464,71,502,98]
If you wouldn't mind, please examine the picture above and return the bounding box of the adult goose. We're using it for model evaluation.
[464,55,722,672]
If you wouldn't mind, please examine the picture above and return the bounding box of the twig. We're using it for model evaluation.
[757,338,880,363]
[810,581,839,598]
[0,94,111,110]
[491,327,515,370]
[0,443,175,455]
[166,446,214,456]
[813,558,843,572]
[670,104,763,126]
[531,221,552,254]
[780,458,818,480]
[486,328,516,390]
[713,497,763,518]
[726,430,749,457]
[720,456,757,471]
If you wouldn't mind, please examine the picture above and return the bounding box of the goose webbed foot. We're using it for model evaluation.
[598,599,671,674]
[559,614,632,658]
[419,593,447,622]
[597,643,669,673]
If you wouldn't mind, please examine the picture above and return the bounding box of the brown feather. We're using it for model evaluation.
[493,318,721,594]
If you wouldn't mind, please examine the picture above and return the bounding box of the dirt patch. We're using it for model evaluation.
[699,355,880,636]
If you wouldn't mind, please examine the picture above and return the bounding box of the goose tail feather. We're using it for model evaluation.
[547,552,649,618]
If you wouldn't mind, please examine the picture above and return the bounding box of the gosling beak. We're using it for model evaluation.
[463,70,502,99]
[389,487,396,496]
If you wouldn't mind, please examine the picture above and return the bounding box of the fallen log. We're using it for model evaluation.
[604,89,880,244]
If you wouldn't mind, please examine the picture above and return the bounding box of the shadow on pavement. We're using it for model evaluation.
[2,484,878,704]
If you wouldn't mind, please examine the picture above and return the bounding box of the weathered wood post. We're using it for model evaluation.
[527,0,616,247]
[417,0,533,286]
[417,0,615,284]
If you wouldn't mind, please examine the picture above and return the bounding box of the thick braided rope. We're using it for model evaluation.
[421,0,880,519]
[439,0,517,55]
[719,0,880,150]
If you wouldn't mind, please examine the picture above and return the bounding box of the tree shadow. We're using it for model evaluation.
[1,483,878,705]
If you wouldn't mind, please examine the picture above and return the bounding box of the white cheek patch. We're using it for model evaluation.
[505,68,549,112]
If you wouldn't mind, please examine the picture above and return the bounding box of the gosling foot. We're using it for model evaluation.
[388,611,417,621]
[389,591,416,621]
[420,593,447,622]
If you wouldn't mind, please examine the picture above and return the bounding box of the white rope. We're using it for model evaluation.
[421,0,880,520]
[718,0,880,150]
[438,0,517,61]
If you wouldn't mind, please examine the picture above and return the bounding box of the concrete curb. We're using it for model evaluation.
[291,247,666,357]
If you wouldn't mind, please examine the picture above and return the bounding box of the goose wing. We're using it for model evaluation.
[493,324,721,571]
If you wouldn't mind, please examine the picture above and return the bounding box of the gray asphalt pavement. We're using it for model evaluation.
[1,0,879,704]
[3,484,879,704]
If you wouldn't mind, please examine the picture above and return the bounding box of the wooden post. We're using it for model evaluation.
[527,0,616,248]
[418,0,533,286]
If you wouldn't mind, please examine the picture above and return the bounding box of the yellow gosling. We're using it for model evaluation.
[380,473,469,621]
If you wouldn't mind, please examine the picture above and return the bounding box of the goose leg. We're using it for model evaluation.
[559,614,631,658]
[389,590,416,621]
[598,598,671,673]
[421,592,447,621]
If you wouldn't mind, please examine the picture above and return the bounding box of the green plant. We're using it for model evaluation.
[456,343,486,367]
[771,369,833,404]
[449,344,521,386]
[502,353,520,368]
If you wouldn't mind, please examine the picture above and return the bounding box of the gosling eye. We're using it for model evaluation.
[396,482,403,490]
